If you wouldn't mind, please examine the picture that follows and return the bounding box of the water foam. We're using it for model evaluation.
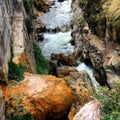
[38,0,73,29]
[76,63,99,86]
[39,31,74,58]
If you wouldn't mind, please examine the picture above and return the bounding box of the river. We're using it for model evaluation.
[38,0,98,86]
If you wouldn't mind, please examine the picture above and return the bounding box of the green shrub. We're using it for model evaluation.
[95,85,120,120]
[8,61,25,81]
[25,17,34,34]
[33,43,48,74]
[23,0,34,16]
[11,113,34,120]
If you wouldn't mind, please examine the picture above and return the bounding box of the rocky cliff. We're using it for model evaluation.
[0,0,36,83]
[72,0,120,87]
[0,0,37,119]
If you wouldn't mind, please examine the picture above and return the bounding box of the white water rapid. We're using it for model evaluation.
[39,0,74,59]
[76,63,99,87]
[38,0,98,86]
[40,31,74,58]
[39,0,72,29]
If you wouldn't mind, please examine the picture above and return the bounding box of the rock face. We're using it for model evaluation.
[64,70,93,107]
[0,0,36,82]
[56,66,94,113]
[57,67,77,77]
[72,0,120,87]
[0,87,5,120]
[2,74,72,120]
[0,0,12,82]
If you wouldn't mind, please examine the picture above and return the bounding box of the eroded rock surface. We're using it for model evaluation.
[72,0,120,87]
[0,86,5,120]
[2,74,72,120]
[51,53,74,66]
[57,66,94,115]
[0,0,36,82]
[0,0,12,82]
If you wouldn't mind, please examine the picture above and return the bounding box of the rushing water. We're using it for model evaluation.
[39,0,72,29]
[38,0,98,86]
[38,0,74,59]
[39,31,74,58]
[76,63,99,86]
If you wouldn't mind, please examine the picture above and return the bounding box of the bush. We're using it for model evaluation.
[8,61,25,81]
[33,43,48,74]
[94,85,120,120]
[25,17,34,34]
[23,0,34,16]
[11,113,34,120]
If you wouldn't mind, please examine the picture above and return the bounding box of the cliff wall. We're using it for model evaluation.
[0,0,36,83]
[72,0,120,87]
[0,1,37,119]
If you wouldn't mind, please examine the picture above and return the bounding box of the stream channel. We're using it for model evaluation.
[38,0,98,87]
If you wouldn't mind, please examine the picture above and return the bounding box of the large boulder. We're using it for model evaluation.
[57,67,94,120]
[73,100,101,120]
[2,74,72,120]
[56,66,94,110]
[66,71,94,107]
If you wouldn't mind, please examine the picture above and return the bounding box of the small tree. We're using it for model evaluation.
[8,61,25,81]
[25,17,34,34]
[11,113,34,120]
[23,0,34,16]
[33,43,48,74]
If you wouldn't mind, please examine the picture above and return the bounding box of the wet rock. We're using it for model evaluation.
[93,67,110,88]
[48,60,57,75]
[32,0,51,12]
[35,20,46,33]
[57,67,94,112]
[59,26,69,32]
[58,0,65,2]
[37,33,44,41]
[2,74,72,120]
[51,53,74,66]
[57,67,77,77]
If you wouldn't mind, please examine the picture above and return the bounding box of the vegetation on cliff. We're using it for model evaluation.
[23,0,34,16]
[104,0,120,29]
[11,113,34,120]
[25,17,34,34]
[78,0,120,42]
[33,43,48,74]
[8,61,25,81]
[95,85,120,120]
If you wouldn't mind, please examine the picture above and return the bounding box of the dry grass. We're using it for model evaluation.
[104,0,120,29]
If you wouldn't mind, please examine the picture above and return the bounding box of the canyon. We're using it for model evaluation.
[0,0,120,120]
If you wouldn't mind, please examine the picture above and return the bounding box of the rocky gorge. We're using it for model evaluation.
[72,0,120,87]
[0,0,120,120]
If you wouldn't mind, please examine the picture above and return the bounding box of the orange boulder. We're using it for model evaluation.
[2,74,72,120]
